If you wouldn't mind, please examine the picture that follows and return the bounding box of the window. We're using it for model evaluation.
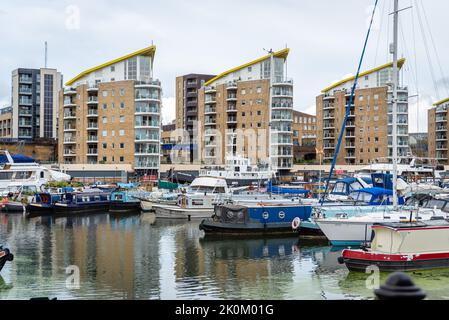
[102,91,108,97]
[242,100,246,106]
[111,130,115,136]
[102,117,107,124]
[120,143,124,149]
[375,148,379,152]
[359,96,364,101]
[374,116,379,122]
[120,156,124,162]
[242,112,245,116]
[374,94,379,100]
[365,75,369,80]
[102,130,107,137]
[120,116,125,123]
[242,124,246,128]
[102,104,107,110]
[103,156,107,162]
[120,89,125,96]
[374,105,379,111]
[111,116,115,122]
[120,102,125,109]
[257,110,262,115]
[256,99,262,104]
[241,89,246,95]
[256,87,262,93]
[248,66,252,72]
[119,130,125,136]
[111,66,115,72]
[102,143,107,149]
[375,137,379,142]
[257,123,261,128]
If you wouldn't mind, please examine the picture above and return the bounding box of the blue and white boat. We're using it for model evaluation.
[299,188,405,236]
[199,202,312,236]
[110,190,141,214]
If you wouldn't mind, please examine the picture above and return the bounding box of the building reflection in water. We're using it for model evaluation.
[0,213,351,300]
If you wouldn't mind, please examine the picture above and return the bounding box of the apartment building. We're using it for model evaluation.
[316,59,409,165]
[175,74,215,163]
[428,97,449,163]
[197,48,294,172]
[59,45,162,176]
[11,68,62,140]
[292,110,316,162]
[0,107,13,138]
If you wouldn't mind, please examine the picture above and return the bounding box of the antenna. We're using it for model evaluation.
[45,41,48,68]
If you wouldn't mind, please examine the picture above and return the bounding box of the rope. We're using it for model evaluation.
[321,0,380,205]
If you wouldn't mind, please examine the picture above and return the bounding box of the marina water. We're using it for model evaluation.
[1,212,449,300]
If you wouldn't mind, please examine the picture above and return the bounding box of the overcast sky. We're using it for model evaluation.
[1,0,449,132]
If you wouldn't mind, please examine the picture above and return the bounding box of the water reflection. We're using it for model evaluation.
[2,212,442,300]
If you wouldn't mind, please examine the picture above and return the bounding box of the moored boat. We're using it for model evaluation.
[339,220,449,272]
[110,190,141,214]
[53,191,111,215]
[199,202,312,235]
[0,246,13,273]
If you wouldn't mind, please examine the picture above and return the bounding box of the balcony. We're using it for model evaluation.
[63,149,76,156]
[205,97,217,104]
[345,154,356,159]
[135,121,159,128]
[19,87,32,95]
[323,103,335,110]
[19,76,33,83]
[227,117,237,124]
[346,121,355,128]
[323,144,335,149]
[345,143,355,148]
[272,102,293,109]
[64,87,77,95]
[87,149,98,156]
[204,107,216,115]
[87,84,98,92]
[204,87,216,94]
[205,129,216,136]
[227,94,237,101]
[18,121,32,127]
[323,113,335,120]
[323,123,335,129]
[272,88,293,98]
[64,98,76,107]
[19,98,32,106]
[134,80,162,89]
[345,131,356,138]
[64,125,76,132]
[87,122,98,130]
[323,94,335,101]
[135,134,159,142]
[64,112,76,119]
[436,135,447,141]
[86,135,98,143]
[204,117,217,125]
[226,82,238,90]
[273,78,294,87]
[87,96,98,104]
[63,137,77,144]
[436,117,447,123]
[87,109,98,117]
[135,105,160,114]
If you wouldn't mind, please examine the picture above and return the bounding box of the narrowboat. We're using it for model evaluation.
[26,192,62,216]
[199,202,312,235]
[53,191,111,215]
[339,220,449,272]
[110,190,141,214]
[0,246,13,272]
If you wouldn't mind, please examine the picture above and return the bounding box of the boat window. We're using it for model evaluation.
[82,196,90,202]
[15,171,33,180]
[40,171,45,179]
[0,172,13,180]
[349,181,363,191]
[192,199,204,206]
[424,199,447,210]
[354,192,372,202]
[114,194,123,201]
[332,182,346,194]
[94,196,101,201]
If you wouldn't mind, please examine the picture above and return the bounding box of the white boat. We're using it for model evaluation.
[315,196,449,246]
[199,154,275,187]
[0,150,71,195]
[153,177,231,219]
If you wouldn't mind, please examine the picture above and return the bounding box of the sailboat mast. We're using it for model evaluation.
[392,0,399,209]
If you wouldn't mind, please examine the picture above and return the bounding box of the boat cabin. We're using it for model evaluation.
[60,192,111,205]
[348,188,405,205]
[329,177,369,198]
[188,177,229,194]
[370,220,449,255]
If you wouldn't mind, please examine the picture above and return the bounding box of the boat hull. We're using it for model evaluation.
[26,203,55,217]
[316,220,376,246]
[341,250,449,272]
[109,201,141,214]
[0,248,14,273]
[54,203,110,215]
[153,205,213,219]
[0,202,25,213]
[199,220,298,236]
[139,199,154,212]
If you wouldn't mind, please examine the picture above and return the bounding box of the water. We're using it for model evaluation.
[1,212,449,300]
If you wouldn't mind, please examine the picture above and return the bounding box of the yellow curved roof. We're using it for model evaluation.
[204,48,290,86]
[65,45,156,86]
[434,97,449,106]
[321,58,406,93]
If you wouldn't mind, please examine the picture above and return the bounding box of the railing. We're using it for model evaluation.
[19,110,32,115]
[87,149,98,155]
[87,136,98,142]
[19,76,32,83]
[64,112,76,118]
[88,96,98,102]
[135,121,159,127]
[19,99,32,105]
[87,110,98,116]
[64,137,76,143]
[19,87,32,94]
[135,134,159,141]
[87,123,98,129]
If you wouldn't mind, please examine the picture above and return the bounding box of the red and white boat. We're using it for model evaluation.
[339,220,449,272]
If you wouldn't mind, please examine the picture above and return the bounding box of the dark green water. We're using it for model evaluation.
[1,212,448,300]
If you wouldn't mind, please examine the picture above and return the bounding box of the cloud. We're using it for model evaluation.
[162,97,175,125]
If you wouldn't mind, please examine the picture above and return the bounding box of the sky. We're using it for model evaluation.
[1,0,449,132]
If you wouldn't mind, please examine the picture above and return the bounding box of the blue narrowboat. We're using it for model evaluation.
[110,191,141,214]
[27,193,62,216]
[53,191,111,215]
[0,246,13,273]
[199,203,312,235]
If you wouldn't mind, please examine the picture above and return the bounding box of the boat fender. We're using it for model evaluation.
[1,197,8,208]
[292,217,301,230]
[337,256,344,264]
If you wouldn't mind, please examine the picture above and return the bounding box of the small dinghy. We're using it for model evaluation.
[0,246,13,272]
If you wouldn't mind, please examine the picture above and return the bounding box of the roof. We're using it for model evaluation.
[354,187,393,196]
[204,48,290,86]
[433,97,449,106]
[65,45,156,86]
[321,58,406,93]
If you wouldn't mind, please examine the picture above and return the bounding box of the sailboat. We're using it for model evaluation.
[314,0,445,246]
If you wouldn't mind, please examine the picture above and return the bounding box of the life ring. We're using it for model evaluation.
[292,217,301,230]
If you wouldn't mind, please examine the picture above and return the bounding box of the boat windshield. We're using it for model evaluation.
[423,199,447,210]
[191,186,225,193]
[350,191,372,202]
